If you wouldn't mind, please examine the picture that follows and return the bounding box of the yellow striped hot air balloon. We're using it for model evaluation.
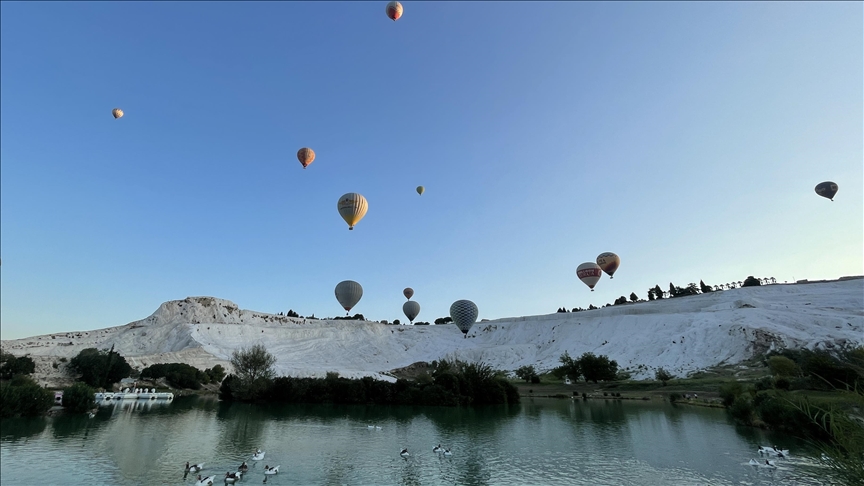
[337,193,368,230]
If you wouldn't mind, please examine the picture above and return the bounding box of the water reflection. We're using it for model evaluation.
[0,417,47,441]
[0,397,834,486]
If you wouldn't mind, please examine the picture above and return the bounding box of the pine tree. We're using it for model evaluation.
[630,292,638,302]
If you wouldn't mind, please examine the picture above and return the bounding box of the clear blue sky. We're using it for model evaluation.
[1,2,861,340]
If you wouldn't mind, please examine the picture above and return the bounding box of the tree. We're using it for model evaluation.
[647,288,655,301]
[228,344,276,401]
[742,276,761,287]
[0,352,36,379]
[205,364,226,383]
[669,282,678,298]
[555,351,582,382]
[393,319,401,325]
[68,347,132,389]
[700,280,713,293]
[515,365,537,383]
[434,317,453,325]
[655,368,674,386]
[630,292,638,302]
[654,285,664,299]
[578,352,618,383]
[286,309,299,318]
[0,375,53,418]
[614,296,628,305]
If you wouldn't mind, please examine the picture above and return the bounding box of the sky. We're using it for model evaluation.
[1,2,862,340]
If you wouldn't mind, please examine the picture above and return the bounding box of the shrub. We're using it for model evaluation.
[755,376,775,391]
[515,365,537,383]
[669,393,681,402]
[530,375,540,384]
[768,355,799,377]
[774,377,791,390]
[719,381,745,407]
[62,382,95,414]
[729,396,755,424]
[0,375,53,418]
[655,368,674,386]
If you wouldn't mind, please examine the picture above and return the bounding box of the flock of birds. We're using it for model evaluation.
[181,437,455,485]
[184,449,278,485]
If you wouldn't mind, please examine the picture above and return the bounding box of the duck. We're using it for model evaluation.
[186,462,205,473]
[224,471,242,484]
[263,465,280,475]
[443,449,452,457]
[238,462,249,473]
[252,450,266,461]
[433,444,443,453]
[195,475,215,486]
[400,448,410,458]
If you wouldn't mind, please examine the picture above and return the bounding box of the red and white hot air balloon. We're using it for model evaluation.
[385,1,403,21]
[577,262,603,291]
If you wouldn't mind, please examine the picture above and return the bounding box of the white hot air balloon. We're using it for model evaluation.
[449,300,478,338]
[403,301,420,324]
[577,262,603,291]
[335,280,363,315]
[112,108,124,119]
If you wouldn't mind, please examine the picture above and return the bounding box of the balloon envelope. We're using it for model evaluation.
[596,252,620,278]
[577,262,603,291]
[815,181,838,201]
[416,186,424,195]
[337,193,368,230]
[297,147,315,169]
[385,1,403,21]
[449,300,478,335]
[112,108,123,119]
[403,288,414,300]
[335,280,363,313]
[403,301,420,323]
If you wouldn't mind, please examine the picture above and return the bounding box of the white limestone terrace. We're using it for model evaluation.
[3,278,862,388]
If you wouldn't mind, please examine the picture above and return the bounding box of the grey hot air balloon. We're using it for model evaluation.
[112,108,124,119]
[815,181,838,201]
[403,301,420,324]
[335,280,363,315]
[449,300,478,338]
[403,288,414,300]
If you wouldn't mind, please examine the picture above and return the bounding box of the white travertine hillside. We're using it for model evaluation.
[2,279,862,387]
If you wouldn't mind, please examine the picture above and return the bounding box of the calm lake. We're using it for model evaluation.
[0,396,833,485]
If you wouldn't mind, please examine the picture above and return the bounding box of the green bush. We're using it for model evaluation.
[719,381,745,407]
[141,363,206,389]
[774,377,791,390]
[755,376,775,391]
[205,365,226,383]
[669,392,681,402]
[768,356,799,377]
[530,375,540,384]
[62,382,95,414]
[729,396,755,425]
[0,375,53,418]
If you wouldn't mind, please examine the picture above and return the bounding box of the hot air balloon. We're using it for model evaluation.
[403,300,420,324]
[385,1,403,21]
[337,193,368,230]
[335,280,363,315]
[596,252,620,279]
[297,147,315,169]
[577,262,603,291]
[112,108,124,119]
[403,288,414,300]
[815,181,838,201]
[416,186,424,195]
[449,300,478,338]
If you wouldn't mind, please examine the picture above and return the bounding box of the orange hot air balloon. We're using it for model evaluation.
[385,1,403,21]
[297,148,315,169]
[596,252,620,279]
